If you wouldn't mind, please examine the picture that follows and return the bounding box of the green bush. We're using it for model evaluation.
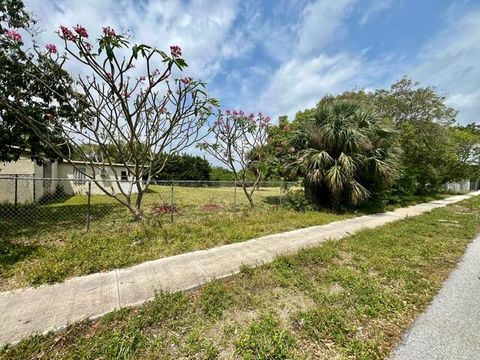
[284,190,316,211]
[209,166,236,181]
[154,153,211,181]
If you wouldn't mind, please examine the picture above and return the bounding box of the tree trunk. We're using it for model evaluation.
[131,189,144,220]
[127,204,143,220]
[305,180,329,208]
[242,185,255,208]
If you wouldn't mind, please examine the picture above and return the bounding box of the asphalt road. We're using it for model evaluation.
[390,233,480,360]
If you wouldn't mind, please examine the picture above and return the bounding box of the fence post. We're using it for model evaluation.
[14,175,18,207]
[32,174,36,203]
[170,181,174,223]
[86,181,92,231]
[279,178,284,206]
[233,180,237,216]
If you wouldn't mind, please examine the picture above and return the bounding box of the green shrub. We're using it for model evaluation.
[284,190,315,211]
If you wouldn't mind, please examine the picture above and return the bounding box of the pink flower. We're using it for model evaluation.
[170,45,182,58]
[45,44,57,54]
[249,113,255,119]
[226,110,231,115]
[84,42,93,51]
[258,112,263,117]
[4,30,22,42]
[265,116,271,123]
[73,25,88,38]
[102,26,116,37]
[58,26,76,41]
[180,76,192,84]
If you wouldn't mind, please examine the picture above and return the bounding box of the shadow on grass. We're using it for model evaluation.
[0,239,39,268]
[0,202,126,240]
[263,195,357,216]
[262,195,282,205]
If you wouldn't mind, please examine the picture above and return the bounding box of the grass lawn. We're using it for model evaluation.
[0,185,355,291]
[2,196,478,359]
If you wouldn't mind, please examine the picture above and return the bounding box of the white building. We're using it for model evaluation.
[0,150,137,204]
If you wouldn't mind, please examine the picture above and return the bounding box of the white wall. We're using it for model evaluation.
[57,162,138,196]
[0,157,138,204]
[443,179,472,193]
[0,156,35,175]
[0,155,36,204]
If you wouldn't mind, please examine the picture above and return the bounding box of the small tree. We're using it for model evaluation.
[198,110,270,208]
[1,24,218,219]
[292,100,400,208]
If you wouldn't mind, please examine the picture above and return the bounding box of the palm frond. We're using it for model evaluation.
[349,180,370,205]
[325,164,347,192]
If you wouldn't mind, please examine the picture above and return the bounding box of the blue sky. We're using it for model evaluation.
[26,0,480,124]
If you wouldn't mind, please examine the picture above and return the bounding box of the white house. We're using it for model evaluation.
[0,150,138,204]
[444,178,479,193]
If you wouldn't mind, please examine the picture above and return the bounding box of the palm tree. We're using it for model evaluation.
[292,100,399,207]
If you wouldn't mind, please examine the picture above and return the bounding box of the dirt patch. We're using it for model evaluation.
[327,283,345,295]
[295,338,343,360]
[199,204,226,212]
[451,205,470,213]
[335,250,354,266]
[437,219,461,227]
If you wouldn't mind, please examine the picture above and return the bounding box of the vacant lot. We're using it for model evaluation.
[2,196,478,359]
[0,184,355,290]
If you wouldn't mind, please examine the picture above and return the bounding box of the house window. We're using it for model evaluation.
[73,167,86,185]
[121,170,128,181]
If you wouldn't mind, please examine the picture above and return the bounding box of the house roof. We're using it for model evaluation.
[64,159,136,168]
[12,147,137,168]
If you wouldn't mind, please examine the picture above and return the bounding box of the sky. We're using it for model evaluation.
[25,0,480,125]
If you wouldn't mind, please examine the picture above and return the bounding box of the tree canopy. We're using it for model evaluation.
[0,0,78,163]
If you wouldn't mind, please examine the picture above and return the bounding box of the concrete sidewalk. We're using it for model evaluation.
[0,192,478,346]
[390,234,480,360]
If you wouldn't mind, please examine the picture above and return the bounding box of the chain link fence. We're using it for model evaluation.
[0,176,302,239]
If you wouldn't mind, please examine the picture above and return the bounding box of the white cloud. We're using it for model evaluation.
[259,52,389,119]
[359,0,395,26]
[297,0,356,55]
[411,10,480,124]
[25,0,245,80]
[257,0,382,120]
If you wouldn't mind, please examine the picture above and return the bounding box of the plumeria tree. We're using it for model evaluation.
[198,110,270,208]
[1,23,218,219]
